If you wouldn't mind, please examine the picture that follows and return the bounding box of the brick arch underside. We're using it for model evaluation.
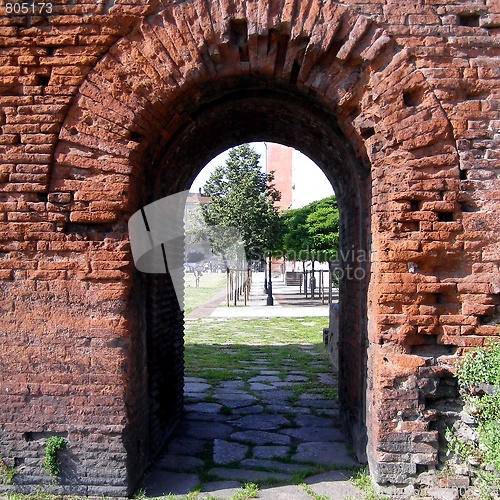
[22,0,461,494]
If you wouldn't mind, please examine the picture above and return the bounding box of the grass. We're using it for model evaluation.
[183,272,227,314]
[349,468,390,500]
[130,482,258,500]
[4,492,90,500]
[301,483,331,500]
[184,318,334,393]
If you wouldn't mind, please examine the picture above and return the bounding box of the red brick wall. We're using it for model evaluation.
[0,0,498,495]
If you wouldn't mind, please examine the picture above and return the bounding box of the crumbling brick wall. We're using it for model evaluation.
[0,0,498,496]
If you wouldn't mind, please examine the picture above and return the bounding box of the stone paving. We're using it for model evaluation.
[206,272,332,319]
[139,338,362,499]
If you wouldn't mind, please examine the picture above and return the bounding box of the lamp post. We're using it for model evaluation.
[266,253,274,306]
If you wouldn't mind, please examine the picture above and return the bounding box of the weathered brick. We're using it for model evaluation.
[0,0,498,496]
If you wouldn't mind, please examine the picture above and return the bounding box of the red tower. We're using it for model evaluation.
[265,143,293,211]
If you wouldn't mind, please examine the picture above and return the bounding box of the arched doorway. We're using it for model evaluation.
[46,0,459,494]
[138,90,372,458]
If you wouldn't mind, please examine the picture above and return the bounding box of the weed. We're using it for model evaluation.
[41,436,67,478]
[220,405,233,415]
[349,467,390,500]
[4,486,91,500]
[231,482,259,499]
[456,340,500,388]
[447,339,500,495]
[301,483,330,500]
[132,488,147,499]
[0,457,16,485]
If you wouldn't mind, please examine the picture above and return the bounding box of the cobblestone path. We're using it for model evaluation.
[139,317,363,499]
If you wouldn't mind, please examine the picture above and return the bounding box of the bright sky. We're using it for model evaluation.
[190,142,334,209]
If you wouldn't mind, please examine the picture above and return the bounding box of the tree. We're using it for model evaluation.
[282,195,340,264]
[305,197,340,261]
[200,144,283,261]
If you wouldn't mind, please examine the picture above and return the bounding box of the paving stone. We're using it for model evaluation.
[232,404,264,415]
[230,430,292,445]
[292,442,358,466]
[209,467,291,483]
[141,470,200,497]
[199,481,242,499]
[185,377,209,383]
[250,382,276,390]
[260,370,281,375]
[167,437,206,456]
[305,470,362,498]
[285,375,309,382]
[248,375,281,383]
[316,373,336,385]
[258,389,294,400]
[267,404,311,414]
[184,402,222,413]
[155,454,204,472]
[233,414,290,431]
[215,387,254,396]
[295,399,337,408]
[272,381,299,388]
[213,439,249,465]
[315,408,339,417]
[257,484,313,499]
[216,397,257,409]
[253,445,290,459]
[185,393,209,402]
[213,388,257,398]
[185,411,235,422]
[185,382,211,392]
[180,420,233,440]
[299,392,326,400]
[281,426,344,442]
[294,414,336,427]
[218,380,245,388]
[240,458,312,473]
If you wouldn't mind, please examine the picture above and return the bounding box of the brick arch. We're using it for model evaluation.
[3,0,472,496]
[49,0,463,493]
[51,0,456,218]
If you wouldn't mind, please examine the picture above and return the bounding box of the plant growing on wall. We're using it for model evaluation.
[41,436,67,478]
[0,457,15,485]
[447,339,500,498]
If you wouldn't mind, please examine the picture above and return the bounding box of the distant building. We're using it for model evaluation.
[266,143,293,211]
[265,143,335,210]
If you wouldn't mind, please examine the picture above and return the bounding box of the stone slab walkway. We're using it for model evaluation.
[139,318,362,499]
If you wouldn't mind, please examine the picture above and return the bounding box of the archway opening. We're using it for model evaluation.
[132,85,373,486]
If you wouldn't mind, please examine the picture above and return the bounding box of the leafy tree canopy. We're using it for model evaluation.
[282,195,339,262]
[201,144,283,259]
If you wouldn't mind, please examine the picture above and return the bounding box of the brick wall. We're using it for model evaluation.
[0,0,498,495]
